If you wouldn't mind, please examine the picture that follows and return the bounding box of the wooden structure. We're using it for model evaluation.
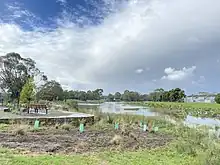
[28,104,48,114]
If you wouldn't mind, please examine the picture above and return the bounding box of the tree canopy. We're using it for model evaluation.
[63,89,104,101]
[0,52,46,103]
[37,80,64,101]
[215,94,220,104]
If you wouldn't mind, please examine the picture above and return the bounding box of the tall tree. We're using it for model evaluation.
[0,52,46,104]
[37,80,63,101]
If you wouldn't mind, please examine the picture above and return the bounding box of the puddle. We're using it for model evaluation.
[184,115,220,127]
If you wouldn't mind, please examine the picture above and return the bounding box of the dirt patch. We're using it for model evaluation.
[0,128,173,154]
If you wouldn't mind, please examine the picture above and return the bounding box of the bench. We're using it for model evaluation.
[27,104,48,114]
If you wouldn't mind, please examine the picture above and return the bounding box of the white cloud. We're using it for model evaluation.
[56,0,66,4]
[135,68,143,74]
[161,66,196,81]
[0,0,219,93]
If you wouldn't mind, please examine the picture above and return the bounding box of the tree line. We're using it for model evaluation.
[0,52,186,105]
[106,88,186,102]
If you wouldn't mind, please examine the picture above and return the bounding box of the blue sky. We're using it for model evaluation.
[0,0,108,29]
[0,0,220,95]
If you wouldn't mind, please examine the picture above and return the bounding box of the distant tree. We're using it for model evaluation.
[154,88,165,102]
[163,91,170,102]
[0,52,46,104]
[78,91,87,101]
[93,89,104,100]
[168,88,185,102]
[107,93,114,102]
[37,80,63,101]
[121,90,142,101]
[215,94,220,104]
[20,77,36,104]
[63,90,69,102]
[148,88,185,102]
[122,90,131,101]
[86,90,94,100]
[114,92,121,101]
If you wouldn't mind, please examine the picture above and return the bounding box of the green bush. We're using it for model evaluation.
[66,100,78,110]
[215,93,220,104]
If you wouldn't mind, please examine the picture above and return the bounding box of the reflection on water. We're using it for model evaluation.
[136,109,158,116]
[99,102,157,116]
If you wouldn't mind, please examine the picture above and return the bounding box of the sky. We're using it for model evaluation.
[0,0,220,95]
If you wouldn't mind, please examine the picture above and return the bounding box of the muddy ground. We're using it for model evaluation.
[0,128,173,154]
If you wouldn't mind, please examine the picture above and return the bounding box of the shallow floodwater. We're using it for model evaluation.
[99,102,157,116]
[184,115,220,127]
[80,102,220,127]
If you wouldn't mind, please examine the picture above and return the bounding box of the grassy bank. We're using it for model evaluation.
[0,111,220,165]
[133,102,220,119]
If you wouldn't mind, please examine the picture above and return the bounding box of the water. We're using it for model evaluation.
[99,102,157,116]
[81,102,220,128]
[184,115,220,127]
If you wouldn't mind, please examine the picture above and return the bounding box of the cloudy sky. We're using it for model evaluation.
[0,0,219,95]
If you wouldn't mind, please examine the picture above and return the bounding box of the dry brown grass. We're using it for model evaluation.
[12,125,29,136]
[61,124,72,131]
[109,135,123,145]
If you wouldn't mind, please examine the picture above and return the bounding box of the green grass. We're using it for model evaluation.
[0,146,198,165]
[149,102,220,108]
[132,101,220,118]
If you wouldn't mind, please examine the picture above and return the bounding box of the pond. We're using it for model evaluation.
[96,102,220,127]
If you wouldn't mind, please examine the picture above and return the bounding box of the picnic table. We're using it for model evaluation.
[27,104,48,114]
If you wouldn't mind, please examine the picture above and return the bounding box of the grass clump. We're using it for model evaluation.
[12,125,29,136]
[61,124,72,131]
[109,135,123,145]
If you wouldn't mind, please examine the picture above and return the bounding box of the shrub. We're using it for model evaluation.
[61,124,72,131]
[66,100,78,110]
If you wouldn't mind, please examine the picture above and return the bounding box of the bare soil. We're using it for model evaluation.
[0,128,173,154]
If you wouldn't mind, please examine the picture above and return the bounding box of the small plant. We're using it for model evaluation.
[62,105,69,111]
[61,124,72,131]
[109,135,123,145]
[106,114,114,124]
[71,119,80,127]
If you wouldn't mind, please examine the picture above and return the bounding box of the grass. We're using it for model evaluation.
[0,109,220,164]
[132,101,220,119]
[0,146,198,165]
